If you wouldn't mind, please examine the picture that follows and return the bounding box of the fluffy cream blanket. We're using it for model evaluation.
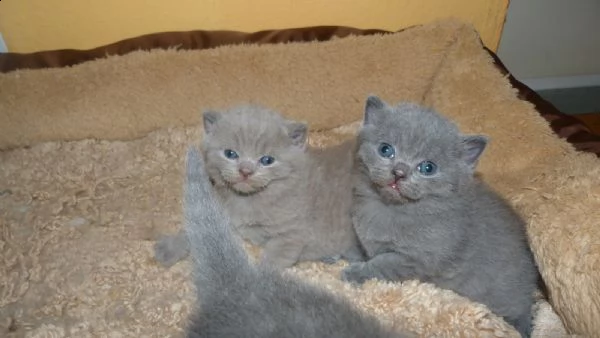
[1,20,598,337]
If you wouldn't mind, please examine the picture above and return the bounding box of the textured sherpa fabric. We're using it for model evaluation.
[0,20,460,150]
[0,19,598,337]
[0,126,559,338]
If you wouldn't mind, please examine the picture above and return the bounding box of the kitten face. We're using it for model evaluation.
[358,96,487,203]
[202,105,308,195]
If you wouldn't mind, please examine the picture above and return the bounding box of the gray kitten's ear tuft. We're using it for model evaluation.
[460,135,488,169]
[286,121,308,148]
[364,95,386,125]
[202,110,221,134]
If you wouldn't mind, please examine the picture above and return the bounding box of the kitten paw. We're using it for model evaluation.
[154,235,189,267]
[320,255,342,265]
[341,262,370,285]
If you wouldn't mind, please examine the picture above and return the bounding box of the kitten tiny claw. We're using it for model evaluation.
[341,262,371,285]
[320,255,343,265]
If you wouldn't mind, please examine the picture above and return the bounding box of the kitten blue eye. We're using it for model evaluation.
[259,155,275,166]
[378,143,395,158]
[224,149,239,159]
[417,161,437,176]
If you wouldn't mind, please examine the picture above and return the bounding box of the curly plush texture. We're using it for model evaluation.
[0,126,540,337]
[0,19,597,336]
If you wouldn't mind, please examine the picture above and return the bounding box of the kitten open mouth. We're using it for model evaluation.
[388,178,401,191]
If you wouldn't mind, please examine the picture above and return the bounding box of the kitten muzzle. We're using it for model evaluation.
[238,168,254,179]
[388,167,407,192]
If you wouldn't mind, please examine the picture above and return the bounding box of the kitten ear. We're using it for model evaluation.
[286,121,308,148]
[364,95,387,125]
[203,110,221,135]
[460,135,488,169]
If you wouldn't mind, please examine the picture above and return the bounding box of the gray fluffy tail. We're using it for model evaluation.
[183,147,254,295]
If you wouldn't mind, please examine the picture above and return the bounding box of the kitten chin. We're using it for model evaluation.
[224,178,269,195]
[377,185,412,203]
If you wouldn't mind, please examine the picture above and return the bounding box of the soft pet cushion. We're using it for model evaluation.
[2,24,600,158]
[0,19,598,336]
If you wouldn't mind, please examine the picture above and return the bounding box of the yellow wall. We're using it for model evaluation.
[0,0,508,53]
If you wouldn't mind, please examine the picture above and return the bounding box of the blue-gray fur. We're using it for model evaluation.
[155,105,363,269]
[342,96,538,337]
[183,147,413,338]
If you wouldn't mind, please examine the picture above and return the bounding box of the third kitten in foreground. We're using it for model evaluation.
[155,105,363,268]
[342,96,539,337]
[183,147,412,338]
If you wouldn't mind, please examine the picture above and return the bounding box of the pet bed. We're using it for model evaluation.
[1,19,599,337]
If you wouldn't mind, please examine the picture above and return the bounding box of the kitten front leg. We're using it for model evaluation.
[260,235,305,269]
[320,255,343,265]
[321,245,367,265]
[341,252,420,284]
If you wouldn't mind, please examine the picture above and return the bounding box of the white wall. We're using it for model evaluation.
[497,0,600,89]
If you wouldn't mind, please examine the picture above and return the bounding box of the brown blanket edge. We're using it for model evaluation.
[483,46,600,156]
[0,26,390,72]
[2,25,599,157]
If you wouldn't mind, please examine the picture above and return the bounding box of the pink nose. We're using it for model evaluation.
[239,167,254,177]
[393,169,406,180]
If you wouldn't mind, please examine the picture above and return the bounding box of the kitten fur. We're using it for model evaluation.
[342,96,539,337]
[183,147,413,338]
[155,105,363,269]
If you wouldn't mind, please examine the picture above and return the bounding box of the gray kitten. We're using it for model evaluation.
[155,105,363,269]
[183,147,413,338]
[342,96,538,337]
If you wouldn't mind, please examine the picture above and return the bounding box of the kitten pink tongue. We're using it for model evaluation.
[388,179,400,191]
